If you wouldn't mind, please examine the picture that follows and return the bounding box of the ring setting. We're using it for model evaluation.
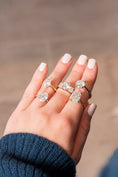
[58,82,74,94]
[70,91,86,108]
[36,92,48,102]
[43,78,57,92]
[75,80,91,98]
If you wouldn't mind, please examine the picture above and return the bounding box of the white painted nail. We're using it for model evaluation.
[39,62,47,71]
[78,54,87,65]
[62,53,72,63]
[88,59,96,69]
[88,104,97,117]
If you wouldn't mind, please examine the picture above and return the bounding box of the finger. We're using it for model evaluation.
[71,103,97,164]
[17,63,48,111]
[81,58,98,103]
[48,55,88,112]
[65,54,88,85]
[31,53,72,108]
[61,58,98,124]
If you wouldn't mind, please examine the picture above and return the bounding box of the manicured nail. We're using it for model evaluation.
[88,104,97,117]
[39,62,47,71]
[88,59,96,69]
[78,55,87,65]
[62,53,72,63]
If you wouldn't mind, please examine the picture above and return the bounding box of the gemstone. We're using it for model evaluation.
[68,87,74,93]
[76,80,85,88]
[58,82,63,88]
[43,78,51,87]
[63,82,70,89]
[39,92,48,102]
[59,82,74,93]
[70,91,82,103]
[59,82,66,89]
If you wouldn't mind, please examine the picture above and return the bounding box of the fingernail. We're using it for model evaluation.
[78,54,87,65]
[39,62,47,71]
[88,103,97,117]
[62,53,72,63]
[88,59,96,69]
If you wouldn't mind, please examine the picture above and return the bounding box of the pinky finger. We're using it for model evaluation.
[71,103,97,164]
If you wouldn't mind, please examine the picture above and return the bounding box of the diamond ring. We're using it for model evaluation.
[58,82,74,94]
[75,80,91,98]
[69,91,86,109]
[36,92,48,102]
[43,78,57,92]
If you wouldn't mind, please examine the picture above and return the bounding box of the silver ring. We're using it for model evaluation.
[75,80,91,98]
[36,92,48,102]
[58,82,74,94]
[43,78,57,92]
[69,91,86,109]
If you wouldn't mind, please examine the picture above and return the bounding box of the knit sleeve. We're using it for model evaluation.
[0,133,76,177]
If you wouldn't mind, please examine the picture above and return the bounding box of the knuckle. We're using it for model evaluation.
[58,118,73,134]
[39,110,50,120]
[39,108,55,122]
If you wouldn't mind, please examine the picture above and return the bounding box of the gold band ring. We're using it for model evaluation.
[43,78,57,92]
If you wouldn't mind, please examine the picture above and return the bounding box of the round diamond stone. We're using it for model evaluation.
[76,80,85,88]
[70,91,82,103]
[39,92,48,102]
[43,78,51,87]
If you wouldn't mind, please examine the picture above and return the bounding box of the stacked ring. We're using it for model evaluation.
[69,91,86,109]
[43,78,57,92]
[36,92,49,102]
[58,82,74,94]
[75,80,91,98]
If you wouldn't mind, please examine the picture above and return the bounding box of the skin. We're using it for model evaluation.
[3,54,98,164]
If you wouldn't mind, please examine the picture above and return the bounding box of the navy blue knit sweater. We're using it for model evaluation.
[1,133,118,177]
[0,133,76,177]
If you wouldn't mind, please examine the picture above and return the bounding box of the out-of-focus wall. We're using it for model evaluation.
[0,1,118,177]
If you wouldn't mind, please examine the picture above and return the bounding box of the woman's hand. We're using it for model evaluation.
[3,54,98,164]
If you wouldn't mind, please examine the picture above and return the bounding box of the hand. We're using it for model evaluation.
[3,54,98,164]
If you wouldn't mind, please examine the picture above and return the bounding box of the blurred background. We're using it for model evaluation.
[0,0,118,176]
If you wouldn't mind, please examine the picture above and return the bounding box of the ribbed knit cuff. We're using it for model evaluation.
[0,133,76,177]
